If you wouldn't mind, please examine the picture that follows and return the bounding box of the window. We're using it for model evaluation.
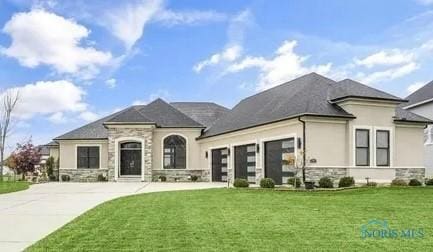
[425,126,433,145]
[355,129,369,166]
[376,130,390,166]
[163,135,186,169]
[77,146,99,169]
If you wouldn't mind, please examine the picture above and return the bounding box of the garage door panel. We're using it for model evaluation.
[235,144,256,183]
[212,148,227,182]
[265,138,295,185]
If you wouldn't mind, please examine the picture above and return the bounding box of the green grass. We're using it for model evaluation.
[0,181,29,194]
[28,187,433,251]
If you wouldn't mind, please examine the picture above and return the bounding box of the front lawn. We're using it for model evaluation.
[28,187,433,251]
[0,181,29,194]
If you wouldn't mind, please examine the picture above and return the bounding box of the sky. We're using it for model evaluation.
[1,0,433,152]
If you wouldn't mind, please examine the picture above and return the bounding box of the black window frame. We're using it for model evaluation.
[163,135,186,169]
[355,129,370,166]
[77,146,100,169]
[376,130,390,167]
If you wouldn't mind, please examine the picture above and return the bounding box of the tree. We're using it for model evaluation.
[9,140,41,180]
[283,150,305,186]
[0,90,19,181]
[46,156,55,180]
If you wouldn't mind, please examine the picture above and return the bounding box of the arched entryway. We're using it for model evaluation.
[120,141,142,176]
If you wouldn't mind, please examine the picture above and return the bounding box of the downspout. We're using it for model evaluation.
[298,116,306,182]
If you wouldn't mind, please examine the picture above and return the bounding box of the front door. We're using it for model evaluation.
[234,144,256,183]
[120,142,142,176]
[212,148,228,182]
[264,138,295,185]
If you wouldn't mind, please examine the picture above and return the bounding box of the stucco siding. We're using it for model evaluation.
[58,140,109,169]
[395,125,425,167]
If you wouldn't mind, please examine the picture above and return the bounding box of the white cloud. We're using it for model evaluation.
[105,78,117,88]
[407,81,426,94]
[359,62,419,85]
[48,112,66,124]
[154,9,227,26]
[355,49,415,68]
[104,0,162,50]
[193,45,242,72]
[226,40,332,90]
[3,80,87,119]
[1,9,112,78]
[416,0,433,5]
[79,111,100,122]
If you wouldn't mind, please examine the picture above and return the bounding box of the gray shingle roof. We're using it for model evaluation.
[329,79,405,102]
[170,102,229,128]
[404,80,433,108]
[55,99,204,140]
[394,107,432,123]
[201,73,355,138]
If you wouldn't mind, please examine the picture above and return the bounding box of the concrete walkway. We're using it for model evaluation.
[0,182,226,252]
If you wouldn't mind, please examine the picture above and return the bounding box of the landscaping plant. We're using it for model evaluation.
[425,178,433,186]
[318,177,334,188]
[408,179,422,186]
[287,177,301,188]
[391,178,408,186]
[233,178,249,188]
[260,178,275,188]
[338,176,355,188]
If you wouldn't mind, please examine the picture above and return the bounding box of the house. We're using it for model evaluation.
[52,73,431,184]
[403,81,433,176]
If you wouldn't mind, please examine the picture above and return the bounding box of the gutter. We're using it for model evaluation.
[298,116,306,183]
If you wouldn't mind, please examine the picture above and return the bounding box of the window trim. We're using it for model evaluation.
[160,134,188,170]
[74,144,101,169]
[375,130,390,167]
[355,128,370,166]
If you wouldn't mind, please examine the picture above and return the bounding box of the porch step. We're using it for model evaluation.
[116,177,143,183]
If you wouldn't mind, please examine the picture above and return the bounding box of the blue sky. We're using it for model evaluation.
[1,0,433,151]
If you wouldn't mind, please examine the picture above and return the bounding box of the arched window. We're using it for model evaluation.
[163,135,186,169]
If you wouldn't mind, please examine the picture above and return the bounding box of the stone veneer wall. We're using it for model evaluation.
[107,127,153,181]
[152,169,210,182]
[305,168,348,183]
[60,169,108,182]
[395,168,425,181]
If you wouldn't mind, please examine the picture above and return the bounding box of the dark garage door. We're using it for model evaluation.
[212,148,228,182]
[265,138,295,185]
[234,144,256,183]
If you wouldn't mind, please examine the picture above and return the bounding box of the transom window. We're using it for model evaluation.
[77,146,100,169]
[376,130,390,166]
[355,129,369,166]
[163,135,186,169]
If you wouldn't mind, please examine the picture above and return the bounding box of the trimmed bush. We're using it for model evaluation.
[61,175,70,182]
[49,175,57,181]
[97,174,107,182]
[366,182,377,187]
[338,176,355,188]
[287,177,301,188]
[408,179,422,186]
[191,175,198,182]
[391,178,407,186]
[159,175,167,182]
[233,178,249,188]
[425,178,433,186]
[318,177,334,188]
[260,178,275,188]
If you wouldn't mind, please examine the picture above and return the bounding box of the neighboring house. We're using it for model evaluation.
[403,81,433,177]
[53,73,431,184]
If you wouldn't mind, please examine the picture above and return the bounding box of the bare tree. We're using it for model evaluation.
[0,90,19,181]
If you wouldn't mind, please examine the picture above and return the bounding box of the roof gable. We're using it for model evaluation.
[404,80,433,108]
[170,102,229,128]
[105,106,153,124]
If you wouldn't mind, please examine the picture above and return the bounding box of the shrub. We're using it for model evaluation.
[49,175,57,181]
[61,174,70,182]
[318,177,334,188]
[260,178,275,188]
[391,178,407,186]
[159,175,167,182]
[408,179,422,186]
[233,178,249,188]
[190,175,198,182]
[366,182,377,187]
[338,176,355,188]
[425,178,433,186]
[287,177,301,188]
[97,174,107,182]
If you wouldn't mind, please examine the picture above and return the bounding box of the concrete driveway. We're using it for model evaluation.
[0,182,226,252]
